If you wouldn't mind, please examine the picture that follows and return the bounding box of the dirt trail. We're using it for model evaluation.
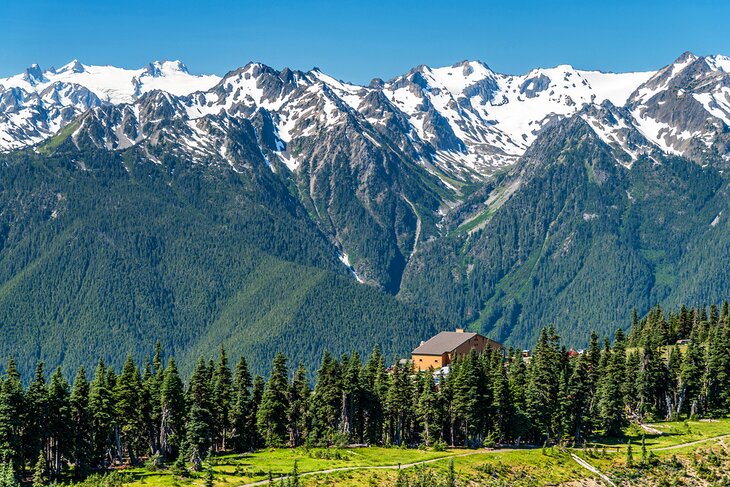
[237,449,512,487]
[237,436,730,487]
[639,423,663,435]
[653,434,730,451]
[570,453,617,487]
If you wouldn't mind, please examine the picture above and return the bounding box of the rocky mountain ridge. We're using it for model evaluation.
[4,52,729,175]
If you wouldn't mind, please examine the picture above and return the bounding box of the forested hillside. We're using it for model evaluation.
[401,118,730,347]
[0,142,443,378]
[3,113,730,378]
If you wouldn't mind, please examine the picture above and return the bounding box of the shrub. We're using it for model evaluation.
[431,439,447,452]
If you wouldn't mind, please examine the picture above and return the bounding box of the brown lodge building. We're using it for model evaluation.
[411,328,503,372]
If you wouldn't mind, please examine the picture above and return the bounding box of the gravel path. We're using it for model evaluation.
[653,434,730,451]
[237,448,511,487]
[570,453,617,487]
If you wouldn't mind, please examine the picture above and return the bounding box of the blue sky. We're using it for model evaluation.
[2,0,729,83]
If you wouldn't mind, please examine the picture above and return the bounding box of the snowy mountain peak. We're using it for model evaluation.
[23,64,47,85]
[2,53,730,174]
[0,60,221,152]
[58,59,85,74]
[145,60,189,76]
[626,52,730,163]
[675,51,699,65]
[451,59,493,72]
[705,54,730,73]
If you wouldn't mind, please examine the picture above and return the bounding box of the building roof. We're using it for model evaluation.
[412,331,478,355]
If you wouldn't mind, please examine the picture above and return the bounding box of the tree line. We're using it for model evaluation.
[0,302,728,485]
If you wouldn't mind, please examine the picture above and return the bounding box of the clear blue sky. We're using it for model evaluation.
[2,0,729,83]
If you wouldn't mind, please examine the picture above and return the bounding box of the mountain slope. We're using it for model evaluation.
[400,116,727,346]
[1,52,730,375]
[0,138,442,378]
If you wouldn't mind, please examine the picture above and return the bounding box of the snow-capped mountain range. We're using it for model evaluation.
[2,52,730,179]
[3,52,730,362]
[0,60,220,150]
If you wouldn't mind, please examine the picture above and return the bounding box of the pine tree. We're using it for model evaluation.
[490,351,511,443]
[0,461,17,487]
[340,352,363,442]
[597,330,627,436]
[69,367,93,477]
[248,376,265,449]
[626,439,633,468]
[171,446,189,478]
[309,352,342,445]
[667,346,683,416]
[23,362,48,471]
[585,332,601,430]
[0,358,23,470]
[139,360,155,458]
[385,359,413,446]
[416,370,440,446]
[47,367,71,478]
[362,346,386,445]
[32,451,48,487]
[256,353,289,447]
[114,356,144,463]
[160,358,186,459]
[680,336,703,417]
[450,351,485,446]
[564,354,591,441]
[525,328,561,443]
[204,453,214,487]
[624,351,641,415]
[287,364,310,447]
[507,349,527,411]
[144,351,164,457]
[212,346,233,452]
[231,357,252,452]
[186,358,215,466]
[88,360,116,467]
[637,335,669,419]
[703,320,730,415]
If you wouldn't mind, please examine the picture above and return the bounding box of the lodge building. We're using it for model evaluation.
[411,328,503,372]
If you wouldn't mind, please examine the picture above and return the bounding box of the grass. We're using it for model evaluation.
[570,419,730,486]
[301,448,584,486]
[452,204,496,236]
[122,447,455,487]
[452,178,516,236]
[37,120,80,154]
[584,418,730,452]
[112,419,730,486]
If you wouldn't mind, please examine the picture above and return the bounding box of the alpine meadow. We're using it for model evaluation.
[1,4,730,484]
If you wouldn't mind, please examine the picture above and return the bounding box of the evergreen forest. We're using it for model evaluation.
[0,301,728,485]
